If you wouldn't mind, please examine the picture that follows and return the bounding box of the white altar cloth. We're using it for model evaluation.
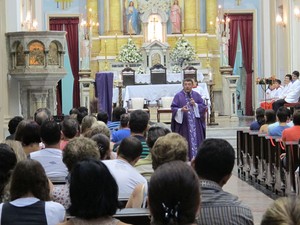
[124,83,210,106]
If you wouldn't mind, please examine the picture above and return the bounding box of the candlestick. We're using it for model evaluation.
[104,40,108,71]
[115,33,118,56]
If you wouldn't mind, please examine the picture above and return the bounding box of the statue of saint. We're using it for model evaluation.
[170,0,181,34]
[221,31,229,66]
[80,33,90,70]
[126,1,139,35]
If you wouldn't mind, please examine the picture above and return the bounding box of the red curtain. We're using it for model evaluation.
[49,17,80,115]
[49,22,63,115]
[228,14,253,116]
[239,15,253,116]
[228,18,239,68]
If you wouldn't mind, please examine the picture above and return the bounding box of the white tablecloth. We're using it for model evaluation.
[124,83,210,106]
[134,71,204,84]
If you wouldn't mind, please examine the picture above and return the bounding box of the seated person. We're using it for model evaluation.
[260,83,277,110]
[103,137,148,199]
[127,132,188,208]
[30,121,68,181]
[193,138,254,225]
[111,113,131,143]
[134,126,170,182]
[273,71,300,112]
[249,107,265,130]
[60,118,79,150]
[58,159,129,225]
[0,159,65,225]
[97,110,108,124]
[52,137,100,209]
[91,134,111,160]
[278,74,293,99]
[108,107,126,132]
[6,116,23,140]
[148,161,200,225]
[14,120,41,156]
[0,144,17,202]
[261,197,300,225]
[282,111,300,142]
[259,109,276,133]
[268,106,290,136]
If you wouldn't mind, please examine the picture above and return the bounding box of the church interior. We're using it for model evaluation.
[1,0,300,224]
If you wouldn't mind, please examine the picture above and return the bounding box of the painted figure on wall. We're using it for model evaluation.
[126,1,139,35]
[170,0,181,33]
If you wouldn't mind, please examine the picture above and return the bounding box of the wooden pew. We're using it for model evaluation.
[274,138,285,195]
[257,133,267,184]
[249,131,260,180]
[283,141,299,196]
[237,129,251,179]
[236,129,245,177]
[114,208,150,225]
[264,136,281,190]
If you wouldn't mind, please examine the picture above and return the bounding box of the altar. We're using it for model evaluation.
[123,83,210,106]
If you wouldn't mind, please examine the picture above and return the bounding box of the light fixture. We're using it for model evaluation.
[21,12,38,31]
[215,4,230,66]
[80,8,99,31]
[55,0,73,10]
[294,6,300,19]
[276,4,286,27]
[276,14,285,27]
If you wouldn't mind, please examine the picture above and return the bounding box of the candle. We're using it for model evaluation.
[209,72,213,81]
[104,40,107,60]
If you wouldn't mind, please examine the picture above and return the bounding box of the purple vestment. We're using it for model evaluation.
[171,90,207,160]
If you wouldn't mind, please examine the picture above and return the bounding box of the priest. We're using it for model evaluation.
[171,78,207,160]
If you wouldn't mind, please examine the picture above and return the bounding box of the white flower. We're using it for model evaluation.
[170,37,196,66]
[117,39,143,63]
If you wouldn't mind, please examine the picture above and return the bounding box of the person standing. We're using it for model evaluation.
[171,78,207,160]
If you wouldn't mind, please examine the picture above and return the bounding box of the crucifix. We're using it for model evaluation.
[150,16,158,40]
[236,0,241,5]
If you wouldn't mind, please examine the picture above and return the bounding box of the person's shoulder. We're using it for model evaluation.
[45,200,65,211]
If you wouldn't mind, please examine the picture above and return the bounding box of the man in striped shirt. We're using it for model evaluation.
[193,138,254,225]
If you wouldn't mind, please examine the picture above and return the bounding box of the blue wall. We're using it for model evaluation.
[42,0,84,115]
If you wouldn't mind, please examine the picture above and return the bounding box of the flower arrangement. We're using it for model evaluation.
[172,65,182,73]
[117,38,143,63]
[256,76,276,85]
[170,37,196,67]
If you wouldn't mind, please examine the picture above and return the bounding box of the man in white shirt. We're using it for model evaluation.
[273,71,300,112]
[103,136,148,199]
[30,120,68,181]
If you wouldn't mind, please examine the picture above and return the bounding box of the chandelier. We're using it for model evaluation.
[55,0,73,10]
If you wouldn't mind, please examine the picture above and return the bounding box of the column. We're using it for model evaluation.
[87,0,99,35]
[206,0,217,34]
[224,75,240,121]
[184,0,197,33]
[79,78,95,112]
[108,0,121,34]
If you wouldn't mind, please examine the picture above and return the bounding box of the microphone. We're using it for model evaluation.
[187,92,191,99]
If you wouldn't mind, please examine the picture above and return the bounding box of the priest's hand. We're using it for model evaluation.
[182,105,189,112]
[190,98,195,106]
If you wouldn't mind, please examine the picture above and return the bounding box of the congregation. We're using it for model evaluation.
[0,104,300,225]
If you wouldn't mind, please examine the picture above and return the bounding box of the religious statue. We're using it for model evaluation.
[170,0,181,34]
[80,33,90,70]
[221,31,229,66]
[126,1,139,35]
